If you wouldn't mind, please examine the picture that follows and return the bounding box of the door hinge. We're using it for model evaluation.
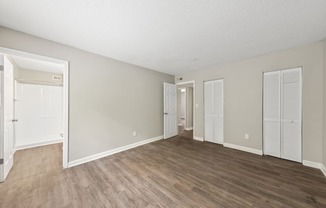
[0,159,3,165]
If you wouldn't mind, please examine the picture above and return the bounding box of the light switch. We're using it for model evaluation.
[245,134,249,140]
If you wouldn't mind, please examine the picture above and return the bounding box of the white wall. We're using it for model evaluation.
[0,26,174,162]
[176,41,324,163]
[15,83,63,148]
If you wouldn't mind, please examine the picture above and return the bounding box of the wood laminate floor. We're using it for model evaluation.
[0,137,326,208]
[178,125,193,139]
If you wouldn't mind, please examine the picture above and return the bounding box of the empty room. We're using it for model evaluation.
[0,0,326,207]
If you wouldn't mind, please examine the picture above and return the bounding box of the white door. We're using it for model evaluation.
[263,71,281,158]
[204,79,223,144]
[0,55,15,182]
[281,68,302,162]
[263,68,302,163]
[164,83,177,139]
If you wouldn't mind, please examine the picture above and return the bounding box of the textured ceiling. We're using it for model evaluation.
[0,0,326,75]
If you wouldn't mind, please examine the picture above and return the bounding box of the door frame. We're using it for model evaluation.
[203,79,224,144]
[176,81,196,139]
[262,66,303,163]
[0,47,70,169]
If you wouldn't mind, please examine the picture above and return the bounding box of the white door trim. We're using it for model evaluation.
[176,81,196,139]
[0,47,69,169]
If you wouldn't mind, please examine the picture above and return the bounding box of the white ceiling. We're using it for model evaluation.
[9,55,64,73]
[1,0,326,75]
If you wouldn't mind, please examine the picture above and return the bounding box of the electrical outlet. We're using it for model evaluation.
[133,131,137,137]
[244,134,249,140]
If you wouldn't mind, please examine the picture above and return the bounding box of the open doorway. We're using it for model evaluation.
[176,82,194,139]
[0,48,69,182]
[12,55,64,150]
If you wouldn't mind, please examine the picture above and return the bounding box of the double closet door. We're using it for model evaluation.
[204,79,223,144]
[263,68,302,163]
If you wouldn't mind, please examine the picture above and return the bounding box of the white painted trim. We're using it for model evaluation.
[68,135,163,168]
[302,160,322,169]
[0,55,4,182]
[321,164,326,177]
[193,136,204,142]
[302,161,326,178]
[15,139,63,151]
[176,81,196,140]
[185,127,193,131]
[223,143,263,155]
[0,47,70,169]
[176,81,195,85]
[62,61,69,168]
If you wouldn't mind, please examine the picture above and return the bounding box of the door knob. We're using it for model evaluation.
[12,119,18,122]
[164,113,168,115]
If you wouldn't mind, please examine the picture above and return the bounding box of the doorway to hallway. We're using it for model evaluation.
[177,83,194,139]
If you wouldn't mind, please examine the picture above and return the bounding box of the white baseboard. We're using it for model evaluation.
[223,143,263,155]
[185,127,193,131]
[68,135,163,168]
[302,160,322,169]
[321,164,326,177]
[15,139,63,151]
[193,136,203,142]
[302,160,326,177]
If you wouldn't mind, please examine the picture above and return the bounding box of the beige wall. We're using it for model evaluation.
[323,39,326,167]
[176,42,324,163]
[186,87,193,129]
[0,27,174,161]
[16,68,63,86]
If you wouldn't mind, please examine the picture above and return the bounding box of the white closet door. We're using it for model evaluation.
[263,71,281,158]
[281,68,302,162]
[204,79,223,144]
